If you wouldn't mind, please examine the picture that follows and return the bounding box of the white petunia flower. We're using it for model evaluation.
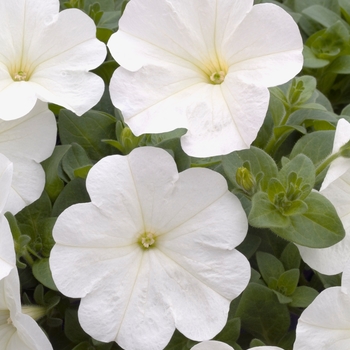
[298,119,350,275]
[108,0,303,157]
[0,268,53,349]
[191,341,283,350]
[0,154,16,280]
[294,259,350,350]
[0,100,56,214]
[0,0,106,120]
[50,147,250,350]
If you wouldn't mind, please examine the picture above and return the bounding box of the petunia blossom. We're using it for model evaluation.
[108,0,303,157]
[0,100,57,214]
[0,0,106,120]
[294,258,350,350]
[50,146,250,350]
[191,341,283,350]
[298,119,350,274]
[0,153,16,280]
[0,268,53,349]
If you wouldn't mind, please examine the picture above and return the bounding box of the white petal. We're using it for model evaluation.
[123,148,246,235]
[180,76,269,157]
[0,82,37,121]
[28,9,106,115]
[52,203,140,248]
[226,4,303,87]
[153,249,249,340]
[109,0,253,73]
[0,0,59,68]
[5,156,45,215]
[0,216,15,281]
[3,269,53,350]
[110,64,199,134]
[0,100,56,162]
[50,147,250,348]
[341,259,350,294]
[0,1,106,119]
[294,287,350,350]
[191,341,233,350]
[321,119,350,191]
[78,251,175,350]
[0,154,13,213]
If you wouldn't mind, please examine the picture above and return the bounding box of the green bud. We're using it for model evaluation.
[121,126,142,154]
[21,305,47,321]
[236,167,256,194]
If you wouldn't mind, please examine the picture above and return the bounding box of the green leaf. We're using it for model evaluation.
[38,218,57,258]
[290,130,335,172]
[235,283,290,343]
[222,147,278,193]
[289,286,319,307]
[280,243,301,270]
[277,154,315,198]
[65,308,89,344]
[327,55,350,74]
[273,290,293,304]
[287,108,337,126]
[276,269,300,296]
[156,138,191,172]
[249,192,289,228]
[52,178,90,217]
[16,191,52,248]
[92,60,119,85]
[96,27,113,43]
[236,234,261,260]
[272,192,345,247]
[250,339,266,347]
[282,200,308,216]
[303,45,329,68]
[32,258,58,291]
[61,143,93,181]
[256,251,285,286]
[41,145,71,202]
[340,0,350,23]
[302,5,349,29]
[214,318,241,345]
[164,330,191,350]
[59,109,116,161]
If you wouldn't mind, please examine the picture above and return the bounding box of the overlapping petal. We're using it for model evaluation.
[0,0,106,120]
[294,260,350,350]
[0,100,56,214]
[108,0,303,157]
[0,154,15,280]
[0,268,53,349]
[50,147,250,350]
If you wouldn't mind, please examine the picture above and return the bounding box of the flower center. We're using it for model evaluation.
[13,70,28,81]
[138,232,157,249]
[209,70,226,84]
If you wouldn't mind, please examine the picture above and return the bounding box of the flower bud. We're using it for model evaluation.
[236,167,256,194]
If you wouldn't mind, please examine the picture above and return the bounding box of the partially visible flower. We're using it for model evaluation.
[0,268,53,349]
[294,258,350,350]
[50,147,250,350]
[0,0,106,120]
[298,119,350,274]
[191,341,283,350]
[0,153,16,280]
[0,100,56,214]
[108,0,303,157]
